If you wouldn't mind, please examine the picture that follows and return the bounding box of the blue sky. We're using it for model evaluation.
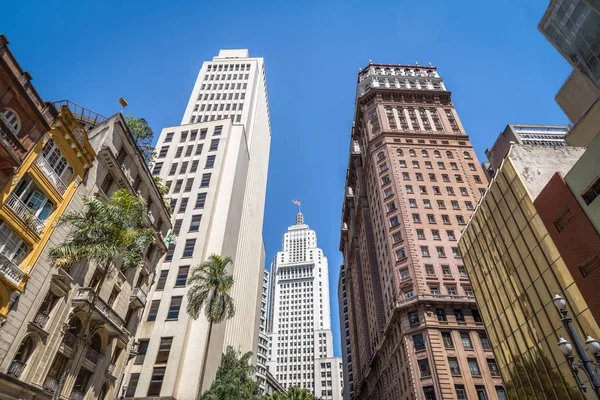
[2,0,571,358]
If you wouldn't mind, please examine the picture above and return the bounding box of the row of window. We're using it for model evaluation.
[406,198,474,211]
[408,308,482,326]
[423,385,507,400]
[163,126,222,144]
[165,238,197,261]
[394,159,477,172]
[207,63,250,72]
[395,170,482,184]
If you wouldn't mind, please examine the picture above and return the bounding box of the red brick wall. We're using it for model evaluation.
[535,172,600,322]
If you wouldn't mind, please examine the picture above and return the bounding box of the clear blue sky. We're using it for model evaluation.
[2,0,571,358]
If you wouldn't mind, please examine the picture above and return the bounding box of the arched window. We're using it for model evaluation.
[463,151,471,159]
[9,336,36,377]
[409,149,416,157]
[1,108,21,135]
[446,151,454,159]
[68,316,83,336]
[377,151,385,161]
[421,150,429,158]
[434,150,441,158]
[396,149,404,156]
[90,333,102,353]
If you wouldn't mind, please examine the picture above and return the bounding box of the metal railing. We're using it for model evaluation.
[43,376,59,394]
[69,389,85,400]
[32,312,50,330]
[5,193,44,234]
[34,155,68,196]
[73,288,125,332]
[0,119,25,154]
[62,332,77,348]
[107,362,116,376]
[53,100,107,129]
[7,359,25,378]
[0,252,25,287]
[85,347,101,364]
[130,287,147,307]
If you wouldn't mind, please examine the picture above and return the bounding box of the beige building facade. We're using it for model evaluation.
[121,49,272,399]
[339,62,504,400]
[0,108,170,400]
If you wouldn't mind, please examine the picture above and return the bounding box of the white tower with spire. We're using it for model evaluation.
[267,209,343,399]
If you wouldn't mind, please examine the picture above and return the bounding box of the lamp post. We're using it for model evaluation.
[554,294,600,398]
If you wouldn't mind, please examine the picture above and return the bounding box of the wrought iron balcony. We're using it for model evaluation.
[7,359,25,378]
[72,288,125,333]
[69,389,85,400]
[53,100,106,130]
[34,154,68,196]
[85,347,101,364]
[129,287,147,309]
[43,376,59,394]
[62,332,77,348]
[107,362,116,376]
[32,312,50,330]
[5,193,44,234]
[0,252,25,287]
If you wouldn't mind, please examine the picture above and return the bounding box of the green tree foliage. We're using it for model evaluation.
[153,176,171,213]
[265,387,315,400]
[200,346,261,400]
[124,113,155,162]
[187,254,236,395]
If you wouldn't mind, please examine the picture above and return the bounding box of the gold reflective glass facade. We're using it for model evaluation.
[459,157,600,400]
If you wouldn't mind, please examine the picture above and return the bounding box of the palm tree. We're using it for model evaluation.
[48,189,155,399]
[265,387,315,400]
[186,254,236,397]
[285,387,315,400]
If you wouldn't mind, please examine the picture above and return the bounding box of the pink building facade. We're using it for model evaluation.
[340,63,505,400]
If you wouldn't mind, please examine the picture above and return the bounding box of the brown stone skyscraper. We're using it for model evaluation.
[339,63,505,400]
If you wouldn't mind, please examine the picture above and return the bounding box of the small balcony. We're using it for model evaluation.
[72,288,126,333]
[129,287,147,309]
[107,362,116,376]
[62,332,77,348]
[69,389,85,400]
[0,252,25,287]
[5,192,44,234]
[31,312,49,330]
[43,376,59,394]
[85,347,102,364]
[34,154,68,196]
[7,359,26,378]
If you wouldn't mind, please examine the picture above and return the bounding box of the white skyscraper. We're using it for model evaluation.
[121,49,272,399]
[267,210,344,400]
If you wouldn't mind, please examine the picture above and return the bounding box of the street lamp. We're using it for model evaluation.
[554,294,600,398]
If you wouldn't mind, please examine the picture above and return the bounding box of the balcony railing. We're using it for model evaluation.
[7,359,26,378]
[69,389,85,400]
[85,347,101,364]
[62,332,77,348]
[32,312,50,330]
[0,252,25,287]
[130,287,147,309]
[107,362,116,376]
[34,155,68,196]
[5,193,44,234]
[43,376,59,394]
[73,288,125,332]
[0,119,25,155]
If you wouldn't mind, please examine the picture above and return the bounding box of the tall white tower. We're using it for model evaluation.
[267,211,344,400]
[122,49,272,399]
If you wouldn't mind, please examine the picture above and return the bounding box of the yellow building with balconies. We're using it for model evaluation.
[0,103,95,321]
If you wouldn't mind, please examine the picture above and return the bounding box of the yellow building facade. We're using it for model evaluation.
[0,105,94,319]
[459,147,600,399]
